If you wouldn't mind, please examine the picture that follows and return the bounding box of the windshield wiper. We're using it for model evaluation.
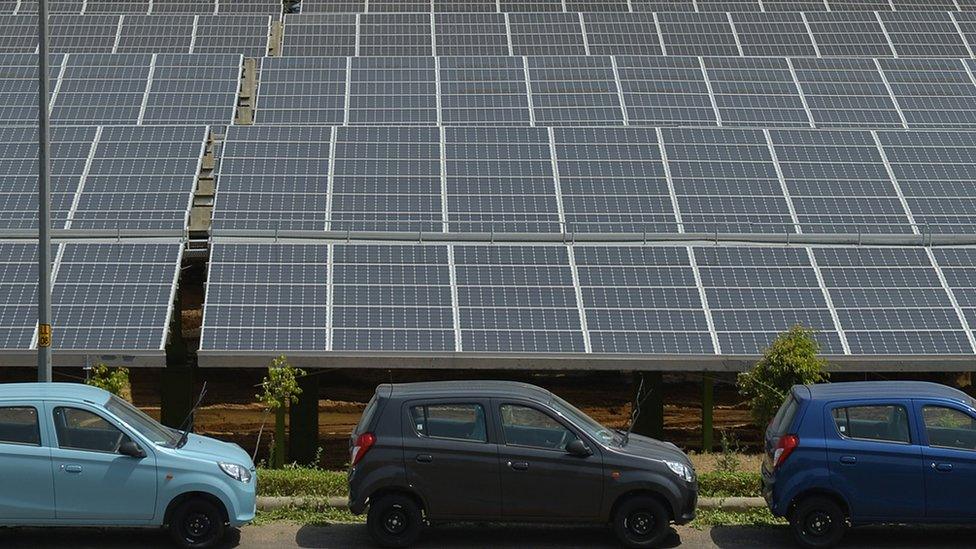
[176,382,208,449]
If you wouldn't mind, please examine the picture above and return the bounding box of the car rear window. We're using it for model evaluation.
[770,395,799,435]
[355,394,380,435]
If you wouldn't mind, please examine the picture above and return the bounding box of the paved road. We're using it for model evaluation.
[4,522,976,548]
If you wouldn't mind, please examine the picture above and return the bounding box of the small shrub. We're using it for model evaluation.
[737,325,829,428]
[257,467,347,498]
[697,471,762,498]
[86,363,131,401]
[257,356,306,468]
[716,430,741,473]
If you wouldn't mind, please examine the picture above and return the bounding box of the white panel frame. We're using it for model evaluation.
[927,247,976,354]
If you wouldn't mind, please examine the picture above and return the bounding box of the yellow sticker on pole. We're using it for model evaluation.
[38,324,52,348]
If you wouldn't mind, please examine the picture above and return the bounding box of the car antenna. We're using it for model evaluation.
[176,381,208,448]
[622,373,652,446]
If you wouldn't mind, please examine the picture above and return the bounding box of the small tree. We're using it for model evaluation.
[257,356,306,468]
[737,325,829,427]
[86,363,132,402]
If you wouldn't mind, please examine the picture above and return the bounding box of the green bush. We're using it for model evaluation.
[697,471,762,498]
[257,467,347,498]
[85,363,131,401]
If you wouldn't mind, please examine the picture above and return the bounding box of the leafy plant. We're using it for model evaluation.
[716,430,741,473]
[85,363,132,402]
[737,325,829,428]
[257,356,306,468]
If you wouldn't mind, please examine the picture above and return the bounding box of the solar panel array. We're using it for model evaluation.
[3,0,976,366]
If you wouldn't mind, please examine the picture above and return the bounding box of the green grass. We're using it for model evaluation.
[690,507,786,528]
[253,506,363,526]
[257,467,347,498]
[697,470,762,498]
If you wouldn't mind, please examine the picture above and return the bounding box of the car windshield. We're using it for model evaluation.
[105,395,181,448]
[550,394,618,446]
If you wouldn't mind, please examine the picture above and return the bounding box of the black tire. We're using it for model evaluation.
[168,498,227,549]
[366,494,424,548]
[790,496,847,549]
[612,496,671,548]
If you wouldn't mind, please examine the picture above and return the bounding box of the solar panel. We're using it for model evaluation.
[500,0,564,12]
[878,58,976,129]
[933,249,976,338]
[509,13,587,56]
[445,127,561,233]
[331,126,443,232]
[359,13,432,56]
[281,14,356,56]
[454,245,586,353]
[696,0,761,11]
[367,0,430,11]
[86,0,148,14]
[876,130,976,234]
[49,14,120,53]
[332,244,455,351]
[434,13,510,56]
[193,15,270,57]
[0,125,95,230]
[438,56,532,126]
[152,0,216,14]
[51,53,151,125]
[879,11,972,58]
[582,13,663,56]
[526,55,625,126]
[827,0,892,10]
[213,126,330,231]
[661,127,795,234]
[695,246,844,355]
[576,246,713,354]
[299,0,366,12]
[16,0,85,14]
[69,125,206,230]
[141,54,241,125]
[763,0,829,10]
[657,12,741,57]
[892,0,959,10]
[0,52,63,125]
[348,56,437,125]
[434,0,498,11]
[255,56,346,125]
[554,127,678,234]
[631,0,698,11]
[0,15,37,53]
[614,56,718,126]
[568,0,631,11]
[116,14,194,54]
[53,242,182,350]
[730,12,818,57]
[216,0,280,15]
[0,241,39,350]
[955,13,976,56]
[814,247,972,355]
[702,57,811,128]
[202,243,330,352]
[767,129,914,234]
[804,12,896,57]
[790,58,905,129]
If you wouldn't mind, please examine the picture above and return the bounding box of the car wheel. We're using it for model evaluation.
[791,496,847,549]
[168,498,227,549]
[612,496,671,548]
[367,494,423,548]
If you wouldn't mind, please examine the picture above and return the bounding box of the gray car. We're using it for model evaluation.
[347,380,697,548]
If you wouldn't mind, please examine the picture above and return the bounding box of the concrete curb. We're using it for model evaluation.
[256,496,766,512]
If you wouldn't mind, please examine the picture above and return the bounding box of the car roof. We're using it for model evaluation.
[0,382,110,402]
[802,381,973,405]
[382,380,554,401]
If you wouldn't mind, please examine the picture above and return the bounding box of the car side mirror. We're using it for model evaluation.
[566,438,592,457]
[119,440,146,458]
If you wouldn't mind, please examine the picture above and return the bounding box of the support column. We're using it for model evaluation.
[161,289,193,428]
[631,372,664,440]
[702,374,714,452]
[289,373,320,466]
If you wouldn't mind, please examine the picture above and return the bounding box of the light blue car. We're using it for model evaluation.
[0,382,256,548]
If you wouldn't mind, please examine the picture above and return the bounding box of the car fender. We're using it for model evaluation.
[157,473,247,526]
[348,462,415,515]
[601,469,686,520]
[774,465,845,518]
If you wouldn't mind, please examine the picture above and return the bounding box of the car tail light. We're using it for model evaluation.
[773,434,799,469]
[351,432,376,466]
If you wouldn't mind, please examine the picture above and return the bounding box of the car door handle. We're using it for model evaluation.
[507,461,529,471]
[61,464,83,474]
[839,456,857,465]
[415,454,433,463]
[932,462,953,472]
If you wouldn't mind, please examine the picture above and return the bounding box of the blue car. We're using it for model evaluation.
[0,383,256,548]
[763,381,976,548]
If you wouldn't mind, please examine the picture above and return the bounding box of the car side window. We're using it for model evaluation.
[922,406,976,451]
[410,403,487,443]
[499,404,578,451]
[832,405,911,444]
[0,407,41,446]
[53,407,126,453]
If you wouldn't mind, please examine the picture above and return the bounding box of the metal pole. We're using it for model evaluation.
[701,374,714,452]
[37,0,53,381]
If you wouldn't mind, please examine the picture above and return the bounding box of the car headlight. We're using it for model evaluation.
[663,460,694,483]
[218,462,253,483]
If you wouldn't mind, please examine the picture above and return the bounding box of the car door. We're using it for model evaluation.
[825,401,924,521]
[45,402,157,522]
[401,399,501,520]
[494,400,603,520]
[916,401,976,520]
[0,404,55,520]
